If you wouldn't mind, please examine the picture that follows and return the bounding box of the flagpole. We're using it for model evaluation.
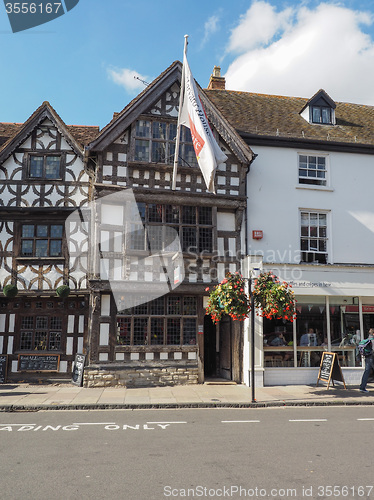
[172,34,188,191]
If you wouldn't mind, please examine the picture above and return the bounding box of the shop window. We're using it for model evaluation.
[19,315,62,351]
[329,297,361,367]
[116,295,197,346]
[263,319,294,367]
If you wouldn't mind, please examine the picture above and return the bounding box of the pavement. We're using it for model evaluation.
[1,380,374,411]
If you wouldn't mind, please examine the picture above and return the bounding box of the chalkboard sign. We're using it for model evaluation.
[71,353,85,386]
[317,352,346,389]
[0,355,7,383]
[18,354,60,372]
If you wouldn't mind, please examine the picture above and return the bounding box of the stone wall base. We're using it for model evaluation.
[83,362,199,388]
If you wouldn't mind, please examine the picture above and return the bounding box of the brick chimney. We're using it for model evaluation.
[207,66,226,90]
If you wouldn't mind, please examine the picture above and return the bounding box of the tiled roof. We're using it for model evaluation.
[0,102,100,155]
[67,125,100,146]
[0,123,22,147]
[205,89,374,146]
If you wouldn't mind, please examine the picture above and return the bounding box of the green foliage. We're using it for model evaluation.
[56,285,70,298]
[252,272,296,322]
[205,272,250,324]
[3,284,18,298]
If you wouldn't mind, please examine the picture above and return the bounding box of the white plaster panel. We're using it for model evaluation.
[106,152,113,161]
[131,352,140,360]
[77,337,83,353]
[118,153,127,162]
[103,166,112,177]
[228,238,236,257]
[44,186,60,205]
[79,315,84,333]
[8,314,14,333]
[59,361,68,373]
[0,314,5,332]
[0,187,13,205]
[217,212,235,231]
[99,353,108,361]
[7,336,13,354]
[116,353,125,361]
[188,352,197,360]
[0,336,3,353]
[101,204,123,225]
[12,360,18,372]
[68,315,75,334]
[217,237,225,256]
[117,166,127,177]
[20,186,39,207]
[160,352,168,360]
[173,352,182,360]
[99,323,110,345]
[66,337,74,355]
[217,263,225,282]
[145,353,154,360]
[101,295,111,316]
[22,137,32,148]
[61,137,71,150]
[100,259,109,280]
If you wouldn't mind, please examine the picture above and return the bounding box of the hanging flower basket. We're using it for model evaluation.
[205,271,296,324]
[3,284,18,298]
[56,285,70,299]
[252,272,296,322]
[205,272,250,324]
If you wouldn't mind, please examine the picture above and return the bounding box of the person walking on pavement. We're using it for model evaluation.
[359,328,374,393]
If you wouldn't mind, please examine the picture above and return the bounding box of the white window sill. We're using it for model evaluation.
[296,185,334,192]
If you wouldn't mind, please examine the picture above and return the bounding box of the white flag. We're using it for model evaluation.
[179,53,227,193]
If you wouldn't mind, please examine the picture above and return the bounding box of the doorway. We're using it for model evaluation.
[203,315,233,380]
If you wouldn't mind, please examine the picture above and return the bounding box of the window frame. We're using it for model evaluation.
[125,203,214,255]
[17,221,65,260]
[27,153,63,180]
[298,153,328,187]
[116,295,198,346]
[19,314,63,351]
[300,210,329,264]
[311,105,333,125]
[132,118,198,167]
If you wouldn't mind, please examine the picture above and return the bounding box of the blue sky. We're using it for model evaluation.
[2,0,374,129]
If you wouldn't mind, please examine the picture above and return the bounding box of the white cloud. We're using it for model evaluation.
[225,2,374,105]
[108,67,151,93]
[228,1,294,52]
[201,14,220,47]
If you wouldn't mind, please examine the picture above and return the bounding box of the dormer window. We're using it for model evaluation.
[300,89,336,126]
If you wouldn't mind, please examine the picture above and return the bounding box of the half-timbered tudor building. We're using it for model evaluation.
[83,61,253,387]
[0,63,253,386]
[0,102,99,381]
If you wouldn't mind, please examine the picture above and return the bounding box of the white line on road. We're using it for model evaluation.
[357,418,374,421]
[289,419,327,422]
[73,422,116,425]
[0,424,36,426]
[221,420,260,423]
[146,421,187,424]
